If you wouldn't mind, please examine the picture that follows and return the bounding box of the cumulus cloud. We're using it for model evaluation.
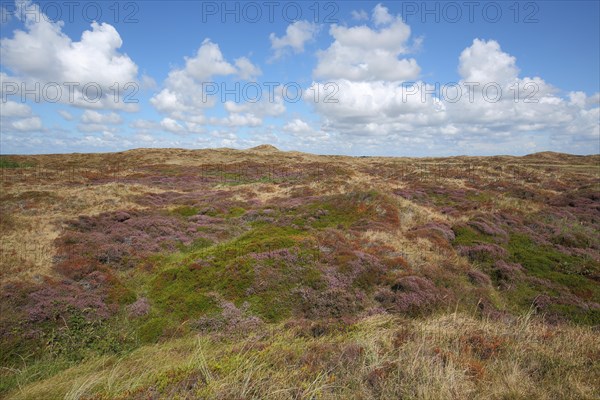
[149,38,268,135]
[458,39,519,85]
[351,9,369,21]
[270,20,318,60]
[313,4,419,81]
[372,3,394,25]
[282,118,331,146]
[80,110,122,125]
[307,36,599,155]
[160,117,185,133]
[76,110,123,133]
[10,116,42,131]
[0,100,31,117]
[0,97,42,133]
[57,109,74,121]
[0,0,139,111]
[235,57,262,80]
[283,118,312,134]
[150,39,261,118]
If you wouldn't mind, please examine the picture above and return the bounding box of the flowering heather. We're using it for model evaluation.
[492,260,524,283]
[457,243,508,263]
[375,276,447,315]
[127,297,151,318]
[2,149,599,398]
[27,283,111,323]
[56,210,216,273]
[467,217,509,239]
[468,269,492,286]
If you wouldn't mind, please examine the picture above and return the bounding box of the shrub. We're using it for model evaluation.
[467,269,492,286]
[375,276,446,315]
[457,243,508,264]
[127,297,151,318]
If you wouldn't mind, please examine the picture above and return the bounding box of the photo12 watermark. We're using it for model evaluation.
[399,1,540,24]
[1,81,140,104]
[200,81,339,104]
[200,1,339,23]
[403,81,541,104]
[0,0,140,24]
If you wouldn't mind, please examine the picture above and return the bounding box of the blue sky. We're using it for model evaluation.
[1,0,599,156]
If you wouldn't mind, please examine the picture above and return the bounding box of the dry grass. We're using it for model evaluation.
[5,311,599,399]
[0,182,170,281]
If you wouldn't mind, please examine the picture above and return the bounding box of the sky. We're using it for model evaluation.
[0,0,599,156]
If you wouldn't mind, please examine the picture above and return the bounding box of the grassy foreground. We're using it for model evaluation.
[6,312,599,400]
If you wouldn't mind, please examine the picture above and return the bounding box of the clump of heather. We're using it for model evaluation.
[127,297,151,318]
[56,210,216,274]
[192,300,262,334]
[375,276,448,315]
[468,216,508,239]
[492,260,524,285]
[420,222,456,242]
[26,279,112,323]
[457,243,508,263]
[467,269,492,286]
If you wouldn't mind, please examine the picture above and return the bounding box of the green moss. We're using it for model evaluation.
[0,157,34,169]
[308,192,380,229]
[429,192,457,207]
[149,268,219,321]
[507,234,599,297]
[177,237,213,253]
[503,233,600,323]
[247,293,292,322]
[170,206,199,217]
[226,206,246,218]
[548,304,600,325]
[452,225,495,246]
[138,317,170,344]
[107,282,137,306]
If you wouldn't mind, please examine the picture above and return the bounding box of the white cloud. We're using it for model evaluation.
[130,119,159,130]
[223,95,285,118]
[281,119,331,148]
[270,20,318,60]
[207,113,262,128]
[307,38,599,155]
[372,3,394,26]
[150,88,188,114]
[11,116,42,131]
[77,123,117,133]
[314,5,419,81]
[57,109,74,121]
[81,110,122,125]
[234,57,262,80]
[0,1,139,111]
[283,118,312,134]
[0,100,31,117]
[150,39,262,121]
[76,110,122,133]
[184,39,236,81]
[160,117,185,133]
[458,39,519,86]
[351,9,369,21]
[149,38,267,133]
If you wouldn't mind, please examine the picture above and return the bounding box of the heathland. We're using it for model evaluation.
[0,146,598,399]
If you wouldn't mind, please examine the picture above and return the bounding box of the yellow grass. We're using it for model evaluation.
[5,311,599,399]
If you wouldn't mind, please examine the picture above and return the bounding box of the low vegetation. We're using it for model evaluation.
[1,148,598,399]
